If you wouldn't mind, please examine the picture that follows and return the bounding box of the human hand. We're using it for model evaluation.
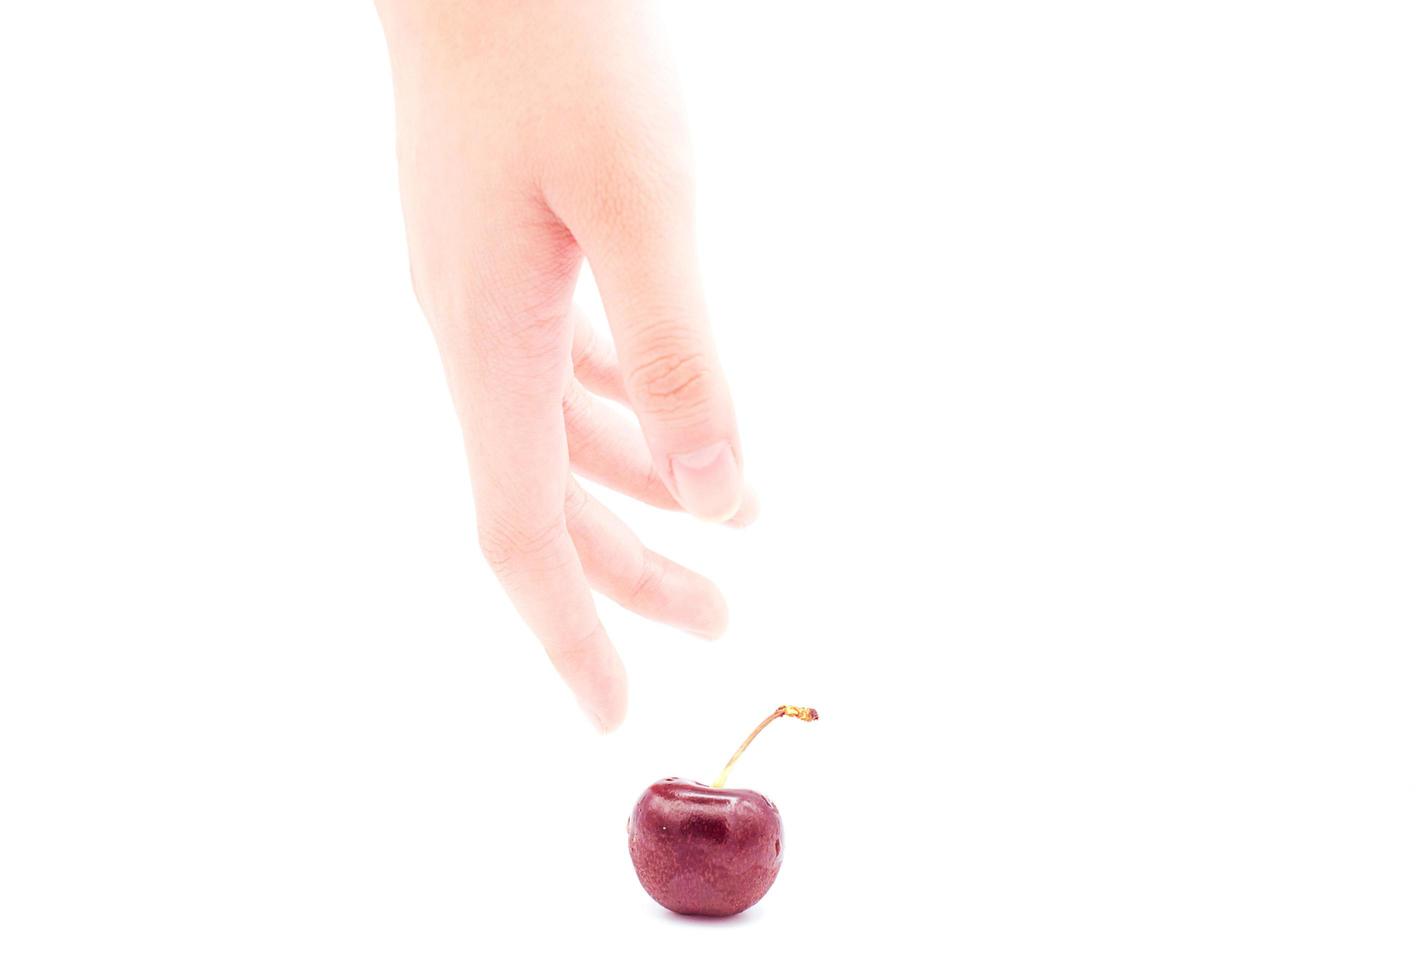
[375,0,753,731]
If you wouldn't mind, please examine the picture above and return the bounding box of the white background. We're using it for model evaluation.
[2,2,1416,976]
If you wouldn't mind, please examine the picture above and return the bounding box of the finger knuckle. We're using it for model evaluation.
[639,464,671,506]
[562,482,592,528]
[625,335,715,425]
[627,552,667,607]
[561,384,594,432]
[412,241,579,374]
[485,293,570,358]
[476,511,566,578]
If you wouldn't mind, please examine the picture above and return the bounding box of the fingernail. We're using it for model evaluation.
[668,441,742,522]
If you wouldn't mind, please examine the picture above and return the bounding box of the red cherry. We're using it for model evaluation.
[627,706,818,917]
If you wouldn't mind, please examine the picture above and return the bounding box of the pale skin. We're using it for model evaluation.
[375,1,754,730]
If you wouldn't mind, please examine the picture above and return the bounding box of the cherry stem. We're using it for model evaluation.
[711,705,819,789]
